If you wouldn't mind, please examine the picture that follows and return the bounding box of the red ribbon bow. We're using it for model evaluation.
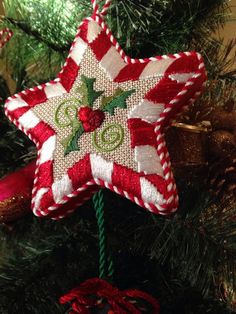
[60,278,160,314]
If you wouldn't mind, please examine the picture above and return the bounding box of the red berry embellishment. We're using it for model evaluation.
[78,107,105,132]
[78,107,91,122]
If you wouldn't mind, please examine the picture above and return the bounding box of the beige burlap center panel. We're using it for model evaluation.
[34,48,161,182]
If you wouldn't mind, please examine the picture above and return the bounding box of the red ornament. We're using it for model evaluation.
[60,278,160,314]
[0,161,35,222]
[79,107,105,132]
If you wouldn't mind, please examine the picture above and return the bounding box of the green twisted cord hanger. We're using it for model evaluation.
[93,190,114,281]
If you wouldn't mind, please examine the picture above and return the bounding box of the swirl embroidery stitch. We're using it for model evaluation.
[92,124,124,153]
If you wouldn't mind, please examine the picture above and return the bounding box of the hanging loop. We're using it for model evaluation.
[93,190,114,281]
[91,0,112,17]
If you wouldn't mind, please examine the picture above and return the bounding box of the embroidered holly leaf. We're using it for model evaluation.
[61,122,84,156]
[102,88,135,115]
[78,75,104,107]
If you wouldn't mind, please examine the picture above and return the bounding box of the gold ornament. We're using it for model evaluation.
[0,193,31,223]
[218,277,236,310]
[166,122,210,167]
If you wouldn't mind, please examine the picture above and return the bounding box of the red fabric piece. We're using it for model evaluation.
[128,119,156,148]
[60,278,160,314]
[89,30,111,61]
[0,161,35,202]
[36,161,54,189]
[166,52,199,74]
[114,63,147,82]
[68,154,92,189]
[30,123,55,146]
[145,77,184,104]
[21,89,47,107]
[78,20,89,43]
[38,189,54,214]
[112,163,141,199]
[58,57,79,92]
[10,106,29,120]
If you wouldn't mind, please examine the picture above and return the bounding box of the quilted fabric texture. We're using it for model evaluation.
[4,1,207,219]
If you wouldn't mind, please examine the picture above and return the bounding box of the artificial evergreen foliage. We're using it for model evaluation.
[0,0,236,313]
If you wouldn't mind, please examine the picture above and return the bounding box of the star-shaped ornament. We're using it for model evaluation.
[5,0,206,219]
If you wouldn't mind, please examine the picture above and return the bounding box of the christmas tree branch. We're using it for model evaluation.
[3,16,70,53]
[130,195,236,298]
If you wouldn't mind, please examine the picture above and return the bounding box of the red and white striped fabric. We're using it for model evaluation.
[0,28,13,49]
[4,1,206,220]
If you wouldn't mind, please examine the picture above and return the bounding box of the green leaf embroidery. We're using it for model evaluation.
[102,88,135,115]
[61,122,84,156]
[78,75,104,108]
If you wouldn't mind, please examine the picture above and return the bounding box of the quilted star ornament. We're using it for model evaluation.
[5,0,206,220]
